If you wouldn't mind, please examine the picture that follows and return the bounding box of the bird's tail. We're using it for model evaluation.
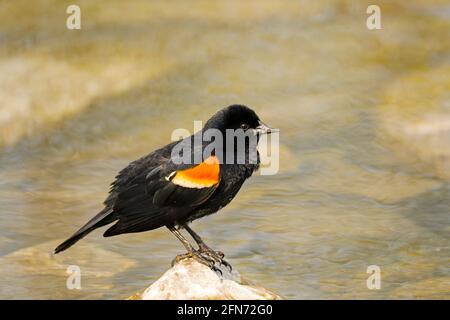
[54,207,115,254]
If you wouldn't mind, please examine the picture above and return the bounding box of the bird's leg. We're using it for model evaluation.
[183,224,223,258]
[182,224,232,271]
[167,226,219,271]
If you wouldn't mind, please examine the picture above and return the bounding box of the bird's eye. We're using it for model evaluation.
[240,123,250,130]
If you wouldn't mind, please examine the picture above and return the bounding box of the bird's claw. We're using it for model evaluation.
[198,246,232,272]
[172,250,223,275]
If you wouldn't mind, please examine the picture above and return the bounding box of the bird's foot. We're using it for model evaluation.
[172,250,223,275]
[198,245,232,272]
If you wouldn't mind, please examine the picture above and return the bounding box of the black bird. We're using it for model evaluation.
[54,105,274,269]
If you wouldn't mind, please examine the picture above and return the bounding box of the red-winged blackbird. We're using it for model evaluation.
[55,105,274,269]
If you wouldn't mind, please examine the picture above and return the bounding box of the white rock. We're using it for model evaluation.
[134,258,281,300]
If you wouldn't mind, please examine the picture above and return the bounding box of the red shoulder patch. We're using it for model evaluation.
[171,155,220,188]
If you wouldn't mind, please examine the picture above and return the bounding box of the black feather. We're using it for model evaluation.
[54,207,115,253]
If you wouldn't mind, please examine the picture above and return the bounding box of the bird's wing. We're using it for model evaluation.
[103,152,220,236]
[152,155,220,207]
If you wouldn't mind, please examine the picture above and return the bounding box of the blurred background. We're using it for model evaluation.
[0,0,449,299]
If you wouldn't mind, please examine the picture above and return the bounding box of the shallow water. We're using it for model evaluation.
[0,0,449,299]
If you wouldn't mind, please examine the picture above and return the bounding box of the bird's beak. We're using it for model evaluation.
[255,121,278,135]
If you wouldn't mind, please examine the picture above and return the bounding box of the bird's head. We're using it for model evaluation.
[204,104,274,135]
